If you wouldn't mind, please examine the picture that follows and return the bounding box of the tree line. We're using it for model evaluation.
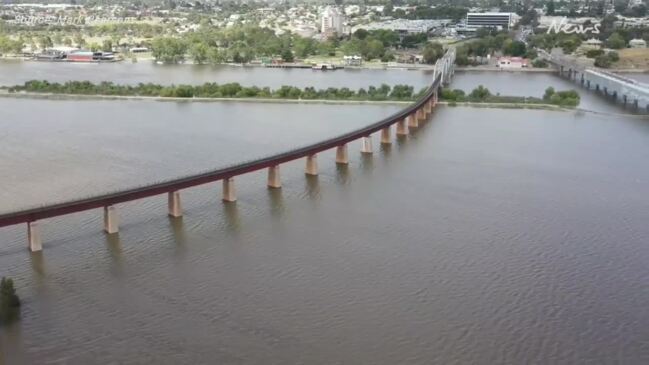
[8,80,428,101]
[0,277,20,326]
[440,86,580,107]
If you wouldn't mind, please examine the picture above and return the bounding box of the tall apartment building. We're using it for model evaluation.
[321,7,344,35]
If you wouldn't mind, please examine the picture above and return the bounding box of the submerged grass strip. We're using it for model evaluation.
[1,81,580,109]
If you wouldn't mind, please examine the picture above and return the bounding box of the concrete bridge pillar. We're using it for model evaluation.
[396,119,408,136]
[418,108,426,122]
[168,191,182,217]
[623,94,627,106]
[103,206,118,234]
[305,154,318,176]
[381,126,391,144]
[336,144,349,164]
[361,136,373,154]
[267,166,281,188]
[222,178,236,202]
[28,222,42,252]
[408,114,419,128]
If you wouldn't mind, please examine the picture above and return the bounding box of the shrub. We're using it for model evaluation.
[0,277,20,325]
[586,49,605,58]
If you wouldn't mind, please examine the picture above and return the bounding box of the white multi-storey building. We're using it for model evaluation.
[321,7,344,35]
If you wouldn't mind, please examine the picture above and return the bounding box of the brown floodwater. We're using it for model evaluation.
[1,73,649,364]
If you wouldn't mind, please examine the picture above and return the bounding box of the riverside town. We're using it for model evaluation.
[0,0,648,364]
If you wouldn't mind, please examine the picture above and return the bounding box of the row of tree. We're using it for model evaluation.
[440,86,580,107]
[0,277,20,326]
[9,80,428,101]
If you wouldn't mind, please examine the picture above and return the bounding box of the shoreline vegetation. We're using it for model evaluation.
[0,277,21,326]
[3,81,581,109]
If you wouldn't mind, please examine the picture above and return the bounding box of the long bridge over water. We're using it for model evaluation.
[540,50,649,112]
[0,50,456,252]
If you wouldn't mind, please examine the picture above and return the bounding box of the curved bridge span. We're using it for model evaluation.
[1,50,456,252]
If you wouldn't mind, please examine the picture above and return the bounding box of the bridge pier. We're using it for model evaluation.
[396,119,408,136]
[103,206,118,234]
[28,222,42,252]
[168,191,182,217]
[222,178,236,202]
[361,136,373,154]
[417,108,426,122]
[267,166,281,188]
[305,154,318,176]
[408,114,418,128]
[336,144,349,164]
[623,94,627,107]
[381,127,391,144]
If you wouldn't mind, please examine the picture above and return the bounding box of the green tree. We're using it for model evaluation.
[469,85,491,100]
[101,39,113,52]
[151,37,188,64]
[547,0,555,15]
[503,40,526,56]
[74,34,85,47]
[422,42,444,64]
[38,36,53,50]
[281,48,294,62]
[0,277,20,325]
[543,87,555,101]
[594,54,612,68]
[189,43,209,64]
[606,32,626,49]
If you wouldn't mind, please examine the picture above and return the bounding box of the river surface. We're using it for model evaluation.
[1,72,649,364]
[0,60,434,90]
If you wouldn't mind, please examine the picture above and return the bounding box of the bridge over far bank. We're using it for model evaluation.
[0,51,456,252]
[540,50,649,113]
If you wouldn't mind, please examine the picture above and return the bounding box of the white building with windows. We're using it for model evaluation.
[321,7,344,35]
[466,12,515,30]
